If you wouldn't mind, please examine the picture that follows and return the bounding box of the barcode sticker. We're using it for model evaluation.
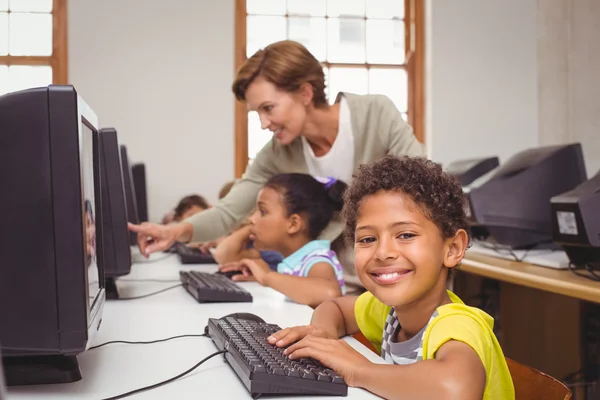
[557,211,578,235]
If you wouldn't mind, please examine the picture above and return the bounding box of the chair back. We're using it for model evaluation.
[507,358,572,400]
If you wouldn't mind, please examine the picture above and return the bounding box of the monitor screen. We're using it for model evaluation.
[81,121,101,309]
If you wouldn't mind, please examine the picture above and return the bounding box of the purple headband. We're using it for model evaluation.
[315,176,337,189]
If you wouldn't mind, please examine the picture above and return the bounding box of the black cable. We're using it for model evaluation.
[568,262,600,282]
[117,284,183,300]
[562,363,600,385]
[90,333,207,350]
[588,265,600,280]
[475,240,552,263]
[133,254,175,264]
[101,349,227,400]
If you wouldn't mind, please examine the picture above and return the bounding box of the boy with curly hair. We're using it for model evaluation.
[267,156,514,399]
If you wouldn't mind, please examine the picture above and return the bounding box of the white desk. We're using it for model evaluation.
[7,255,382,400]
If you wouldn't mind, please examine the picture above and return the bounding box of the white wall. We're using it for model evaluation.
[426,0,539,166]
[538,0,600,175]
[68,0,597,225]
[69,0,235,222]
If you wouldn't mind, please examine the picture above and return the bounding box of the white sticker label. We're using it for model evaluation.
[557,211,578,235]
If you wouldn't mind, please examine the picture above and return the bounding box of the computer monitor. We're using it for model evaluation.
[551,169,600,268]
[0,349,6,400]
[0,85,105,385]
[464,143,587,249]
[444,156,500,186]
[99,128,132,299]
[120,145,139,245]
[132,163,148,222]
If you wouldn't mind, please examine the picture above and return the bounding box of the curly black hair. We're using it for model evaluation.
[341,156,470,244]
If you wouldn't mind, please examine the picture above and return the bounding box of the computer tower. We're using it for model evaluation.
[132,163,148,222]
[0,85,105,385]
[99,128,133,299]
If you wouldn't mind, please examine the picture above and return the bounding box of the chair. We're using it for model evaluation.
[506,358,572,400]
[353,334,572,399]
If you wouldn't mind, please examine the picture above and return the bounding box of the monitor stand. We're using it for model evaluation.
[2,355,82,386]
[105,277,120,300]
[564,246,600,270]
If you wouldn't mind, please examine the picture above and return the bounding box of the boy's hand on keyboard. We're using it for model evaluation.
[284,336,371,387]
[267,325,332,348]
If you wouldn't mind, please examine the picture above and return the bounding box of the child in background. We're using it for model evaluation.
[219,174,347,307]
[161,194,210,224]
[205,181,284,270]
[173,195,210,221]
[268,156,514,399]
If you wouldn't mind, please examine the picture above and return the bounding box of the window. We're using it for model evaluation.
[0,0,67,96]
[234,0,424,176]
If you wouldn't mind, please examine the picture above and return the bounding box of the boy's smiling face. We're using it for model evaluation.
[353,190,463,310]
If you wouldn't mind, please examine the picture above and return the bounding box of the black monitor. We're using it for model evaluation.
[465,143,587,249]
[551,169,600,268]
[444,156,500,186]
[0,349,5,400]
[120,145,139,245]
[132,163,148,222]
[99,128,133,299]
[0,85,105,385]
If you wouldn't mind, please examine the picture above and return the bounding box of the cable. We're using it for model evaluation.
[568,262,600,282]
[117,284,183,300]
[475,240,553,263]
[101,349,227,400]
[90,333,207,350]
[133,254,175,264]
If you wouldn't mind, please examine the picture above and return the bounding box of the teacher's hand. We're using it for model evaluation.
[128,222,193,257]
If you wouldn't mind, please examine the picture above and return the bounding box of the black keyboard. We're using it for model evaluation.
[176,244,216,264]
[180,271,252,303]
[207,316,348,397]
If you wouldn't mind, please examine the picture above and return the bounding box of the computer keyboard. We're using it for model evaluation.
[180,271,252,303]
[175,244,216,264]
[207,316,348,397]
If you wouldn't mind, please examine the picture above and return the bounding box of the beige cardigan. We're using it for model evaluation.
[185,92,425,243]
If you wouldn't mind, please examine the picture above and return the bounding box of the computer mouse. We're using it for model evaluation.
[215,269,243,279]
[222,312,265,324]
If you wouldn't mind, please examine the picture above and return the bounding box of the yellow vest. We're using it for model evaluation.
[355,290,515,400]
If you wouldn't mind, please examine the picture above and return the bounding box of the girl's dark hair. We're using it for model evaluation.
[265,173,347,239]
[174,195,210,219]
